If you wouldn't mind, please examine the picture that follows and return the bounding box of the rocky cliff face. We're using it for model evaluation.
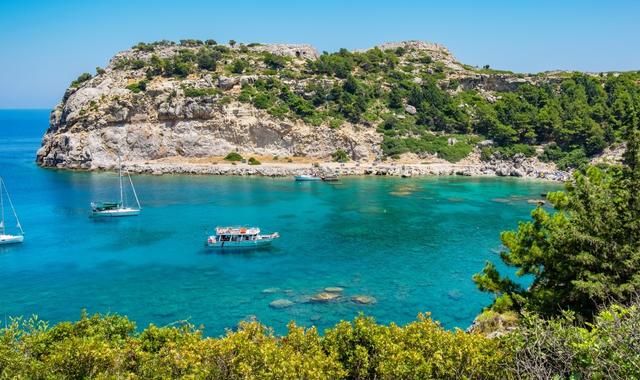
[36,40,565,172]
[37,45,380,169]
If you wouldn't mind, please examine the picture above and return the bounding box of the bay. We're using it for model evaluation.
[0,109,559,335]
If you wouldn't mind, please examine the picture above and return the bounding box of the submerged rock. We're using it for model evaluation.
[324,287,344,293]
[269,299,294,309]
[261,288,280,294]
[351,295,377,305]
[310,292,341,303]
[447,290,463,301]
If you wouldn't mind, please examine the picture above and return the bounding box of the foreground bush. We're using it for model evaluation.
[1,304,638,379]
[508,301,640,379]
[0,312,511,379]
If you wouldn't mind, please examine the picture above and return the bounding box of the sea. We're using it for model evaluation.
[0,109,560,335]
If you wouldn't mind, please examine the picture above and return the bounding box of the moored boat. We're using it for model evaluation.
[0,176,24,245]
[91,158,141,217]
[294,175,321,181]
[321,174,340,182]
[206,226,279,249]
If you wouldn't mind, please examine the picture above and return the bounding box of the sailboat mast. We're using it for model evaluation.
[128,172,141,209]
[0,178,23,235]
[0,178,5,235]
[118,157,124,207]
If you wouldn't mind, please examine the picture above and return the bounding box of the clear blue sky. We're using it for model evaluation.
[1,0,638,108]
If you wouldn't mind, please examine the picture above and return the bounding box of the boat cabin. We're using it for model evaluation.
[91,202,122,212]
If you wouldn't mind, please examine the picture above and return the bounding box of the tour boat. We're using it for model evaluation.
[294,175,321,181]
[0,177,24,245]
[206,227,279,249]
[91,159,141,217]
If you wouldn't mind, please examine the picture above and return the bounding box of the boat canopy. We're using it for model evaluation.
[216,226,261,236]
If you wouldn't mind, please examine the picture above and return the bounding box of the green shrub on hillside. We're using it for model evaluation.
[126,79,148,93]
[332,149,349,162]
[70,73,92,88]
[224,152,243,161]
[231,59,249,74]
[263,52,287,70]
[248,157,261,165]
[183,86,219,97]
[480,144,536,161]
[382,133,479,162]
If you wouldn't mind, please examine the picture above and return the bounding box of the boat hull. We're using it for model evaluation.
[205,236,276,250]
[206,239,275,249]
[91,208,140,217]
[294,175,321,181]
[0,234,24,245]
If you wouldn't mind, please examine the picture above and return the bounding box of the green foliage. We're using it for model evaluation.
[224,152,243,161]
[509,302,640,379]
[480,144,536,161]
[182,86,219,97]
[248,157,261,165]
[132,42,155,52]
[126,79,148,93]
[0,312,512,379]
[230,59,249,74]
[95,66,105,75]
[179,39,203,47]
[308,49,355,78]
[475,133,640,320]
[331,149,349,163]
[70,72,92,88]
[263,52,287,70]
[3,305,639,379]
[381,126,480,162]
[196,46,222,71]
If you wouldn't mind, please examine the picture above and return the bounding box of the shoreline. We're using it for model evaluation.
[40,160,571,181]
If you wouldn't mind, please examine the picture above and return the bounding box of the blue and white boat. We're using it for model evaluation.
[206,227,279,249]
[294,175,321,181]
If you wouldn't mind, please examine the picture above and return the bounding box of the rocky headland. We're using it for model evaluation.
[36,39,603,181]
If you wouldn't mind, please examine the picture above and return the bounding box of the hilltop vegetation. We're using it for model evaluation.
[91,39,640,167]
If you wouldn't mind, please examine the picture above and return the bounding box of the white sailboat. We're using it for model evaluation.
[91,158,141,217]
[0,177,24,245]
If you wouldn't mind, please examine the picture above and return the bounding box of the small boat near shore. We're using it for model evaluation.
[321,175,340,182]
[0,176,24,245]
[294,175,321,181]
[91,158,141,217]
[206,227,279,249]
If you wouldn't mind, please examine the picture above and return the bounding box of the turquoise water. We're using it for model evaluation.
[0,110,559,335]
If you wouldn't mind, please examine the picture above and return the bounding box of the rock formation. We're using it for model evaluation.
[36,40,574,179]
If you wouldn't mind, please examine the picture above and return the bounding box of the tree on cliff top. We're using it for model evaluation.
[474,126,640,320]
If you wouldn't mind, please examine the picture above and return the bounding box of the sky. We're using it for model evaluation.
[0,0,638,109]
